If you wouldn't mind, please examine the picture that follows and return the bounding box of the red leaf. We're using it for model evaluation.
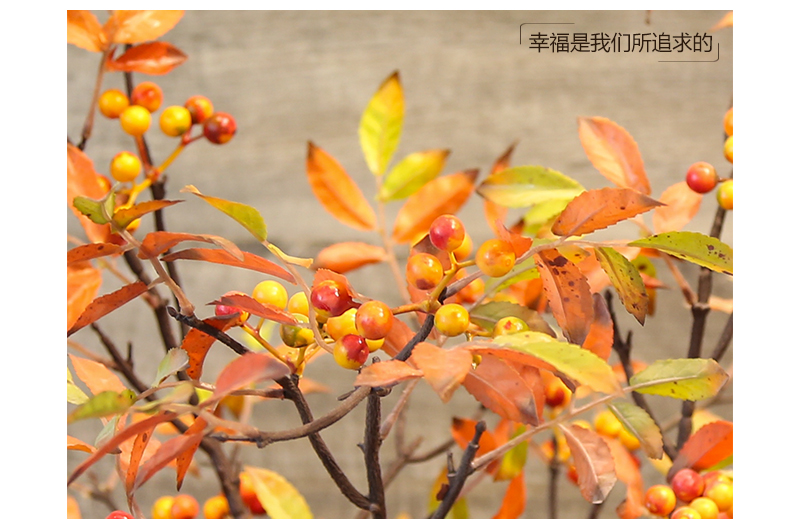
[492,220,533,258]
[212,353,290,404]
[670,420,733,476]
[534,249,595,345]
[212,292,298,326]
[68,242,125,265]
[125,427,154,496]
[69,354,127,395]
[380,317,415,357]
[139,231,243,260]
[652,181,703,234]
[68,281,148,336]
[313,241,388,274]
[552,188,663,237]
[107,42,187,75]
[354,360,423,388]
[176,416,208,490]
[161,248,294,284]
[451,417,498,456]
[578,117,651,195]
[493,471,526,518]
[133,430,205,492]
[604,437,644,519]
[180,315,243,380]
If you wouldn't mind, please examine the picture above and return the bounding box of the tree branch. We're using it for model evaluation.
[428,420,485,519]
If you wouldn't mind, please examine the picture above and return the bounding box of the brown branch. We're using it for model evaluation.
[428,420,485,519]
[364,387,386,518]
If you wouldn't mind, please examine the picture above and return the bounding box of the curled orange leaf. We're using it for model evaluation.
[106,42,187,75]
[578,117,650,195]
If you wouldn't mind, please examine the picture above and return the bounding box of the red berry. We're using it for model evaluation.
[685,161,718,194]
[670,468,705,502]
[333,334,370,370]
[311,279,354,318]
[239,472,267,515]
[203,112,237,144]
[106,510,134,519]
[184,95,214,124]
[130,81,164,113]
[429,214,466,252]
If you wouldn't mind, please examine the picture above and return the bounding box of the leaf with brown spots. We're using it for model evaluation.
[552,188,663,237]
[560,424,617,504]
[161,248,294,284]
[354,360,423,389]
[67,281,148,336]
[594,247,649,325]
[409,343,473,402]
[492,220,533,259]
[652,181,702,234]
[534,249,595,345]
[68,242,125,265]
[670,420,733,476]
[180,315,243,380]
[629,231,733,275]
[312,241,388,274]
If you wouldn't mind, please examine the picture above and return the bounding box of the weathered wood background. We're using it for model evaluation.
[67,10,732,519]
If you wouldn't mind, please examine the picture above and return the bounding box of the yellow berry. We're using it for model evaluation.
[119,105,152,136]
[252,280,289,310]
[159,105,193,137]
[109,151,142,182]
[434,303,470,337]
[98,89,129,119]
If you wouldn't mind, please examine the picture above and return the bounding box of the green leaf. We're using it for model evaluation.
[376,149,450,202]
[73,194,115,225]
[522,198,574,235]
[477,166,585,209]
[493,332,622,395]
[153,348,189,386]
[497,424,528,481]
[67,368,89,405]
[359,71,404,177]
[244,466,313,519]
[608,401,663,459]
[630,358,729,401]
[182,185,267,242]
[594,247,649,325]
[67,389,136,423]
[629,231,732,275]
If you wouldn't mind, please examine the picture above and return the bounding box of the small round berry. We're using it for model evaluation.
[685,161,718,194]
[185,95,214,124]
[723,135,733,163]
[333,334,370,370]
[493,316,529,337]
[544,375,571,408]
[311,279,354,318]
[475,238,516,278]
[109,151,142,182]
[203,494,230,519]
[704,480,733,511]
[119,105,152,136]
[434,303,470,337]
[98,89,129,119]
[239,472,266,515]
[406,253,444,290]
[671,506,701,519]
[593,409,622,439]
[355,300,394,340]
[429,214,466,252]
[159,105,193,137]
[326,308,358,341]
[106,510,134,519]
[671,468,705,502]
[689,496,720,519]
[203,112,237,144]
[280,314,314,348]
[723,107,733,137]
[717,179,733,210]
[130,81,164,113]
[702,470,731,490]
[170,494,199,519]
[644,484,677,517]
[287,291,310,316]
[252,280,289,310]
[152,495,175,519]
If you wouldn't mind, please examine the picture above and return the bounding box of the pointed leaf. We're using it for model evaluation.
[608,401,663,459]
[377,149,450,202]
[112,200,182,229]
[560,424,617,504]
[534,248,595,345]
[68,242,125,265]
[629,231,733,275]
[354,360,423,388]
[211,292,298,325]
[581,293,614,360]
[67,435,96,454]
[106,41,187,75]
[477,165,585,209]
[67,144,112,243]
[161,248,294,283]
[244,466,313,519]
[409,343,473,403]
[104,10,184,44]
[653,181,702,234]
[209,353,290,404]
[68,281,148,336]
[176,416,208,490]
[125,427,154,495]
[139,231,243,261]
[182,185,267,242]
[493,472,526,518]
[67,263,102,331]
[133,430,205,492]
[391,169,478,243]
[603,437,645,519]
[492,332,622,395]
[313,241,388,274]
[67,10,106,52]
[552,188,663,237]
[154,348,189,386]
[359,71,404,177]
[594,247,649,325]
[73,195,114,225]
[483,143,517,233]
[492,220,533,258]
[69,354,127,395]
[180,315,243,380]
[670,420,733,475]
[577,116,650,195]
[630,358,729,400]
[68,390,136,423]
[305,142,377,230]
[67,378,90,405]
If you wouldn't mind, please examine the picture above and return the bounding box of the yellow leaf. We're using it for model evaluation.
[359,71,404,177]
[244,466,313,519]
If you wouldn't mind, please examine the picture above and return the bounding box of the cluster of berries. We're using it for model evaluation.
[683,106,733,210]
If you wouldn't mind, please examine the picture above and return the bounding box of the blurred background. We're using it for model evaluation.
[67,10,732,519]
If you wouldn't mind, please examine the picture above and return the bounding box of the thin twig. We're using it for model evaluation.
[428,420,486,519]
[364,387,386,518]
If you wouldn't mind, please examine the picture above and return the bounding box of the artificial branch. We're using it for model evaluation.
[428,420,485,519]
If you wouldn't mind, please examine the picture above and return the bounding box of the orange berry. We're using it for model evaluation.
[618,427,641,451]
[671,506,701,519]
[355,300,394,340]
[203,494,230,519]
[326,308,358,341]
[704,480,733,511]
[723,107,733,137]
[434,303,470,337]
[644,484,676,517]
[717,179,733,210]
[280,314,314,348]
[406,253,444,290]
[130,81,163,113]
[185,95,214,124]
[475,238,516,278]
[159,105,193,137]
[151,495,175,519]
[109,151,142,182]
[454,232,474,261]
[170,494,199,519]
[723,135,733,163]
[333,334,370,370]
[98,89,129,119]
[593,409,622,439]
[287,291,309,316]
[119,105,151,136]
[204,112,237,144]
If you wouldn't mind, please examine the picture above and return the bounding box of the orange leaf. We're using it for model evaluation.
[139,231,242,260]
[552,188,663,237]
[581,293,614,361]
[68,242,125,265]
[104,10,184,44]
[176,416,208,490]
[161,248,294,284]
[113,199,182,229]
[107,41,187,75]
[67,10,106,52]
[409,343,473,402]
[354,360,423,388]
[534,249,595,345]
[380,317,415,357]
[306,142,376,231]
[560,424,617,504]
[180,315,243,380]
[391,170,478,244]
[68,354,127,395]
[313,241,388,274]
[462,353,542,426]
[652,181,702,234]
[68,281,148,336]
[67,263,102,331]
[670,420,733,475]
[133,430,205,492]
[67,435,96,454]
[312,268,363,300]
[482,142,517,232]
[125,427,155,495]
[212,292,298,326]
[578,116,650,195]
[451,417,498,457]
[492,220,533,258]
[67,144,112,243]
[493,471,526,518]
[211,353,290,404]
[604,437,644,519]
